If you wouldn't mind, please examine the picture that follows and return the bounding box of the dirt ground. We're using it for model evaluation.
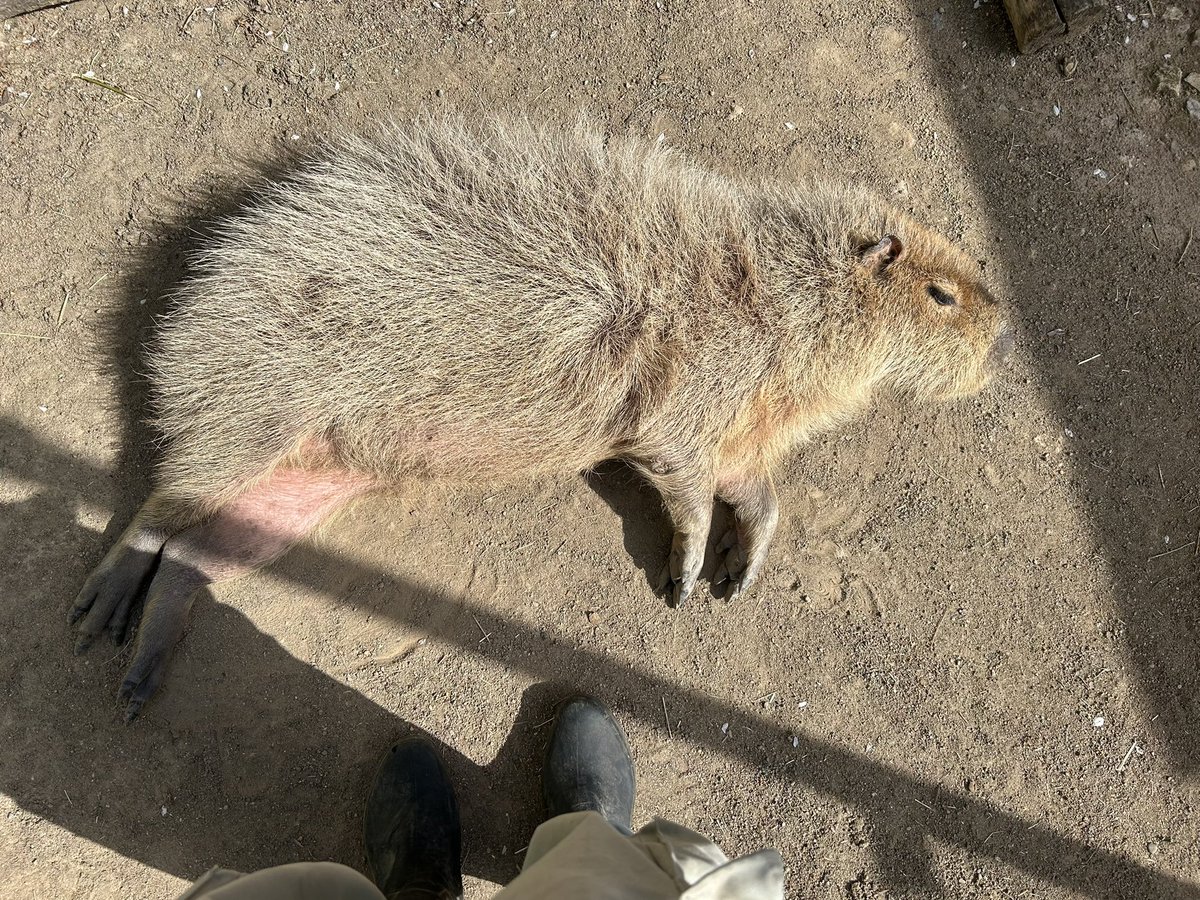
[2,0,1199,897]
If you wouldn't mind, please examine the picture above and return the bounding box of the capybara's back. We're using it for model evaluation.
[74,117,1011,718]
[153,120,764,505]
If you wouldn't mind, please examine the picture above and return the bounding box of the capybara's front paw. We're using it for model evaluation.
[713,527,766,600]
[656,530,704,607]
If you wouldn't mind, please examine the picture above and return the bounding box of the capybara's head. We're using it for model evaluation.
[851,221,1011,401]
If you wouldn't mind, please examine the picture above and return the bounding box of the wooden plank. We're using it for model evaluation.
[1058,0,1106,34]
[1003,0,1066,54]
[1,0,86,19]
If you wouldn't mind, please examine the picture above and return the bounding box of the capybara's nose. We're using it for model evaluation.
[989,325,1015,367]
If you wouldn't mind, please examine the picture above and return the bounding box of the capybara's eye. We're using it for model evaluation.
[927,285,957,307]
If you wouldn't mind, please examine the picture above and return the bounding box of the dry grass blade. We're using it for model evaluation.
[0,330,52,340]
[71,72,156,107]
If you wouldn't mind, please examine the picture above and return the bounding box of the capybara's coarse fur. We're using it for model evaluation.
[71,117,1011,716]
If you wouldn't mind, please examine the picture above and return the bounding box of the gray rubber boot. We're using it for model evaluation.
[542,696,635,833]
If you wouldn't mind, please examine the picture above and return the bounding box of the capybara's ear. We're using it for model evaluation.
[860,234,903,274]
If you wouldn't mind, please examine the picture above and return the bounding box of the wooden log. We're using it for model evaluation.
[1003,0,1106,54]
[1057,0,1107,34]
[1,0,86,19]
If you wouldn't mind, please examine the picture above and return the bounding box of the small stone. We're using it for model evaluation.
[1188,98,1200,121]
[1185,73,1200,91]
[727,104,744,120]
[1162,5,1183,20]
[1059,56,1078,77]
[1155,64,1183,96]
[1093,715,1105,727]
[1192,29,1200,46]
[1148,841,1160,856]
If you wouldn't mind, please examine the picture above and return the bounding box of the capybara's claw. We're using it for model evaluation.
[713,527,761,601]
[118,646,168,723]
[661,531,703,608]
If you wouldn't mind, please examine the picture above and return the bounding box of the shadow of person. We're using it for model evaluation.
[5,550,557,888]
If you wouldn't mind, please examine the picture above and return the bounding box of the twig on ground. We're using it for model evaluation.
[1178,227,1194,266]
[1147,541,1195,561]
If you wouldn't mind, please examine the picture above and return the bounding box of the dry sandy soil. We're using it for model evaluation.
[2,0,1200,898]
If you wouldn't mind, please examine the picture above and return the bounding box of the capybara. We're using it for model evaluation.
[70,118,1012,719]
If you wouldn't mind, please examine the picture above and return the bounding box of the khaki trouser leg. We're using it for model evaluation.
[178,861,385,900]
[496,811,785,900]
[178,814,782,900]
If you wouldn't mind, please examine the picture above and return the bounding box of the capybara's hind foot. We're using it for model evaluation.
[115,555,204,721]
[70,544,159,653]
[73,467,372,721]
[71,494,181,652]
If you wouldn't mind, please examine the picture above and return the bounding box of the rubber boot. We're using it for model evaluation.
[542,696,636,833]
[364,738,464,900]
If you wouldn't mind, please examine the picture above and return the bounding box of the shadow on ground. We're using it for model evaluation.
[1,415,1196,898]
[2,5,1198,896]
[908,1,1200,774]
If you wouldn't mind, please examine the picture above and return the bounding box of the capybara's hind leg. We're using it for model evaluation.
[116,466,371,721]
[70,491,201,652]
[713,467,779,599]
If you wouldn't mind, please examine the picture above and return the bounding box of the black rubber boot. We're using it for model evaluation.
[364,738,464,900]
[543,696,636,833]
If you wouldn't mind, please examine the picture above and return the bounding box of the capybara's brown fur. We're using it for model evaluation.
[72,117,1011,716]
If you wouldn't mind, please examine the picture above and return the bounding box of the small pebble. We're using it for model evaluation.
[1155,64,1182,96]
[1093,715,1105,727]
[1163,5,1183,19]
[720,722,729,735]
[1185,73,1200,91]
[1188,98,1200,121]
